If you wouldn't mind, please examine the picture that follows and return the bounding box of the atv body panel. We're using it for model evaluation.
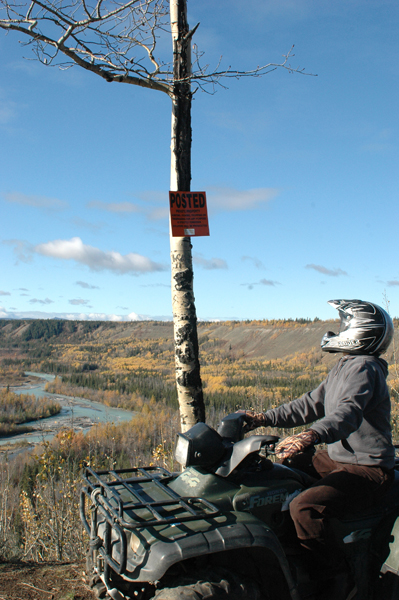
[81,420,399,600]
[81,463,305,592]
[377,471,399,576]
[385,517,399,575]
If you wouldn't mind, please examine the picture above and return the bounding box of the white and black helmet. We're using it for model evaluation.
[321,299,394,356]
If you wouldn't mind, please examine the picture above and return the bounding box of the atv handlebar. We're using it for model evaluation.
[217,412,249,442]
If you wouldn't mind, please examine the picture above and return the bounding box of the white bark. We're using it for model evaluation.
[0,0,311,432]
[169,0,205,431]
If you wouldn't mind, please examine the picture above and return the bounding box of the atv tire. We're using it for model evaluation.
[153,568,261,600]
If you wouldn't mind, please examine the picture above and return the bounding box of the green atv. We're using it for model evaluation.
[80,413,399,600]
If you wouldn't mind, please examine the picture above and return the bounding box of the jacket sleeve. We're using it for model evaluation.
[309,359,376,444]
[263,378,327,428]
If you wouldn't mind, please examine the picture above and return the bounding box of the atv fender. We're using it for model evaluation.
[383,516,399,575]
[126,512,300,600]
[379,471,399,576]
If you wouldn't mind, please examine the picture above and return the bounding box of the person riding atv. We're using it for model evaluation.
[81,298,399,600]
[239,299,395,600]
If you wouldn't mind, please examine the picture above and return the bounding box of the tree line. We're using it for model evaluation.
[0,389,60,437]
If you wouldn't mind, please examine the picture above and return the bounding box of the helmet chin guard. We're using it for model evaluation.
[321,299,394,356]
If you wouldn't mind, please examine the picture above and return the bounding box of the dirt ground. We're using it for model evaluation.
[0,561,95,600]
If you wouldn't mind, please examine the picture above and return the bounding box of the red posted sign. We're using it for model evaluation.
[169,191,210,237]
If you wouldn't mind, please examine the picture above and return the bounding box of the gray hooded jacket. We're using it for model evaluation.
[263,355,395,469]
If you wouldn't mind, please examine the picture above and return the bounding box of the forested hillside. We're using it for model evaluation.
[0,318,340,416]
[1,317,399,566]
[1,318,399,418]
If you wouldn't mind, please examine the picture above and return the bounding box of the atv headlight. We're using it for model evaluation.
[175,433,191,468]
[130,531,143,554]
[130,532,142,554]
[174,422,226,469]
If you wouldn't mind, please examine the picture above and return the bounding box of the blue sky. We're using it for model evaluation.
[0,0,398,322]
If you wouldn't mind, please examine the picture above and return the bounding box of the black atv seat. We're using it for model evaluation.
[267,463,318,488]
[269,465,399,519]
[377,469,399,510]
[342,469,399,521]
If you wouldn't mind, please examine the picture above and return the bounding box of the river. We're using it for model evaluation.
[0,372,135,451]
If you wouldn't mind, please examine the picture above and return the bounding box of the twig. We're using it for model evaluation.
[20,582,55,595]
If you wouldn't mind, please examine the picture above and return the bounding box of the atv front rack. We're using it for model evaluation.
[80,466,221,578]
[80,465,220,535]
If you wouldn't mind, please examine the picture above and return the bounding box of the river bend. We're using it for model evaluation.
[0,372,135,448]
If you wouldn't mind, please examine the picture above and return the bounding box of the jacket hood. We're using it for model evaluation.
[340,354,389,378]
[376,356,389,378]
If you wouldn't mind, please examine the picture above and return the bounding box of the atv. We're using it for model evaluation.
[80,413,399,600]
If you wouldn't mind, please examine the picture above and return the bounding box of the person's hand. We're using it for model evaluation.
[275,430,320,460]
[236,410,269,431]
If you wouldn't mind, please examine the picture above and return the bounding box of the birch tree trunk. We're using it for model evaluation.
[0,0,308,434]
[170,0,205,432]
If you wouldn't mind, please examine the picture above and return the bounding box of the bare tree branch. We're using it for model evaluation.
[0,0,315,98]
[0,0,315,429]
[1,0,173,93]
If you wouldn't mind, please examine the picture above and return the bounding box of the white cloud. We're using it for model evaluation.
[87,200,142,213]
[0,308,172,321]
[305,264,348,277]
[207,186,279,213]
[3,239,33,263]
[88,196,170,222]
[71,217,105,232]
[193,255,228,270]
[0,291,10,296]
[242,278,281,290]
[242,255,265,269]
[0,99,16,125]
[259,278,280,286]
[3,192,68,211]
[69,299,91,306]
[29,298,54,305]
[103,187,279,222]
[76,281,100,290]
[361,128,394,154]
[127,312,140,320]
[133,192,170,221]
[34,237,166,274]
[387,280,399,287]
[147,206,170,221]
